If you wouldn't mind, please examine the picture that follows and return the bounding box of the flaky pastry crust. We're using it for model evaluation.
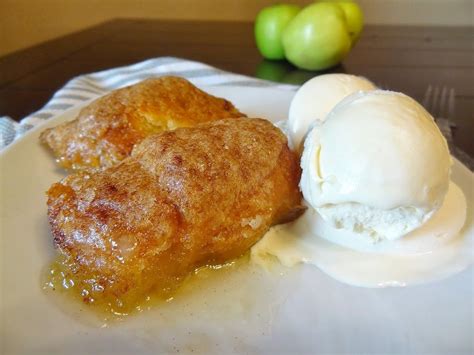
[40,76,244,170]
[46,118,303,310]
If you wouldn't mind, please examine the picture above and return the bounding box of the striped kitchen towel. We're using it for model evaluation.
[0,57,296,149]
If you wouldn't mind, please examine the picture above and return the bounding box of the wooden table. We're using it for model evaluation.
[0,19,473,157]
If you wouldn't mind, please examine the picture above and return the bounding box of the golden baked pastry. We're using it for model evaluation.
[46,118,303,312]
[40,76,245,170]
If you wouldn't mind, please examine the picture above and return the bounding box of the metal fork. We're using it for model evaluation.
[422,85,455,143]
[422,85,474,169]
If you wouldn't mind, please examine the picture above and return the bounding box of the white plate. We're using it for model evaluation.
[1,86,473,355]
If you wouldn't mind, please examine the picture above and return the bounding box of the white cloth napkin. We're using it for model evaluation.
[0,57,296,149]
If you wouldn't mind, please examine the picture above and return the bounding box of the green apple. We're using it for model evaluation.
[254,4,301,60]
[336,1,364,44]
[282,2,352,71]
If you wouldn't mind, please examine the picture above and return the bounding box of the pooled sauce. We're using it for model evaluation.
[42,254,252,323]
[252,181,473,287]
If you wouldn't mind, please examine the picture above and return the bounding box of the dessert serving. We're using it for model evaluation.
[1,68,472,354]
[39,74,472,319]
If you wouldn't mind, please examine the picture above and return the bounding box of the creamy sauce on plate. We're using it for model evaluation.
[252,181,473,287]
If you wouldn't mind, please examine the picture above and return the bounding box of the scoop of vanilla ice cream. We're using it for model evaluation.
[300,90,452,241]
[288,74,376,150]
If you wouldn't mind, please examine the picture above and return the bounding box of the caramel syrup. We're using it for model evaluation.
[41,253,249,323]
